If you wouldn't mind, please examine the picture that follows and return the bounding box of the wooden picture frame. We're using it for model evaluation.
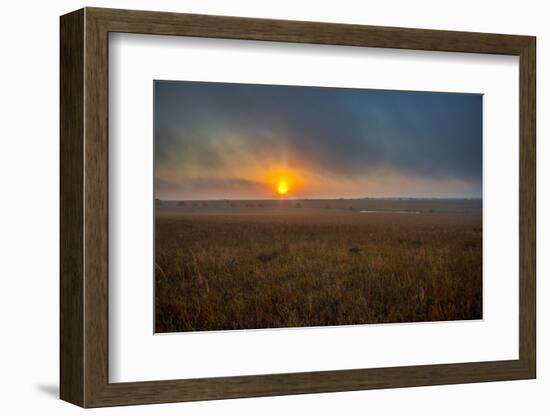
[60,7,536,408]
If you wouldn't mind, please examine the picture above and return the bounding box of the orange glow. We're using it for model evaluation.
[265,167,301,197]
[277,181,289,195]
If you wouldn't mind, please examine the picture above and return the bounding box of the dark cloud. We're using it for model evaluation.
[154,80,482,199]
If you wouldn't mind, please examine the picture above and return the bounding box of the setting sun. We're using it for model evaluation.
[265,167,300,197]
[277,180,289,195]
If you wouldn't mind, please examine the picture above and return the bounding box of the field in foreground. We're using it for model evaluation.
[155,200,482,332]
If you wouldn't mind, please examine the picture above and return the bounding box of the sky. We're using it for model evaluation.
[154,80,482,200]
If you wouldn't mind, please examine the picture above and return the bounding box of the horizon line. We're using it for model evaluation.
[155,196,483,201]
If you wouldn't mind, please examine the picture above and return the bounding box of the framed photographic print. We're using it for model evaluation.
[60,7,536,407]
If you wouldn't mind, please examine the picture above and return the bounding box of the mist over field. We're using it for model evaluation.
[155,197,482,214]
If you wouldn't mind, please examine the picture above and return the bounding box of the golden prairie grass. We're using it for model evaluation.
[155,209,482,332]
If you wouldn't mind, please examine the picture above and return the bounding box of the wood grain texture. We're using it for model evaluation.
[519,38,536,375]
[83,10,110,406]
[59,7,537,408]
[59,8,84,407]
[89,7,532,54]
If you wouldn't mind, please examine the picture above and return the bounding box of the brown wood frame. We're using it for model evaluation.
[60,7,536,408]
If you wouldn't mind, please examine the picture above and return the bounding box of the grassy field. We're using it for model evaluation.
[155,199,482,333]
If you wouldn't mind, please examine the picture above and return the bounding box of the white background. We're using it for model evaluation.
[110,34,519,382]
[0,0,546,414]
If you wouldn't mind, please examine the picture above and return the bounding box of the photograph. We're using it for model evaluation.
[153,80,483,333]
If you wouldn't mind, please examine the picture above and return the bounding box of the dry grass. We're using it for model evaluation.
[155,208,482,332]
